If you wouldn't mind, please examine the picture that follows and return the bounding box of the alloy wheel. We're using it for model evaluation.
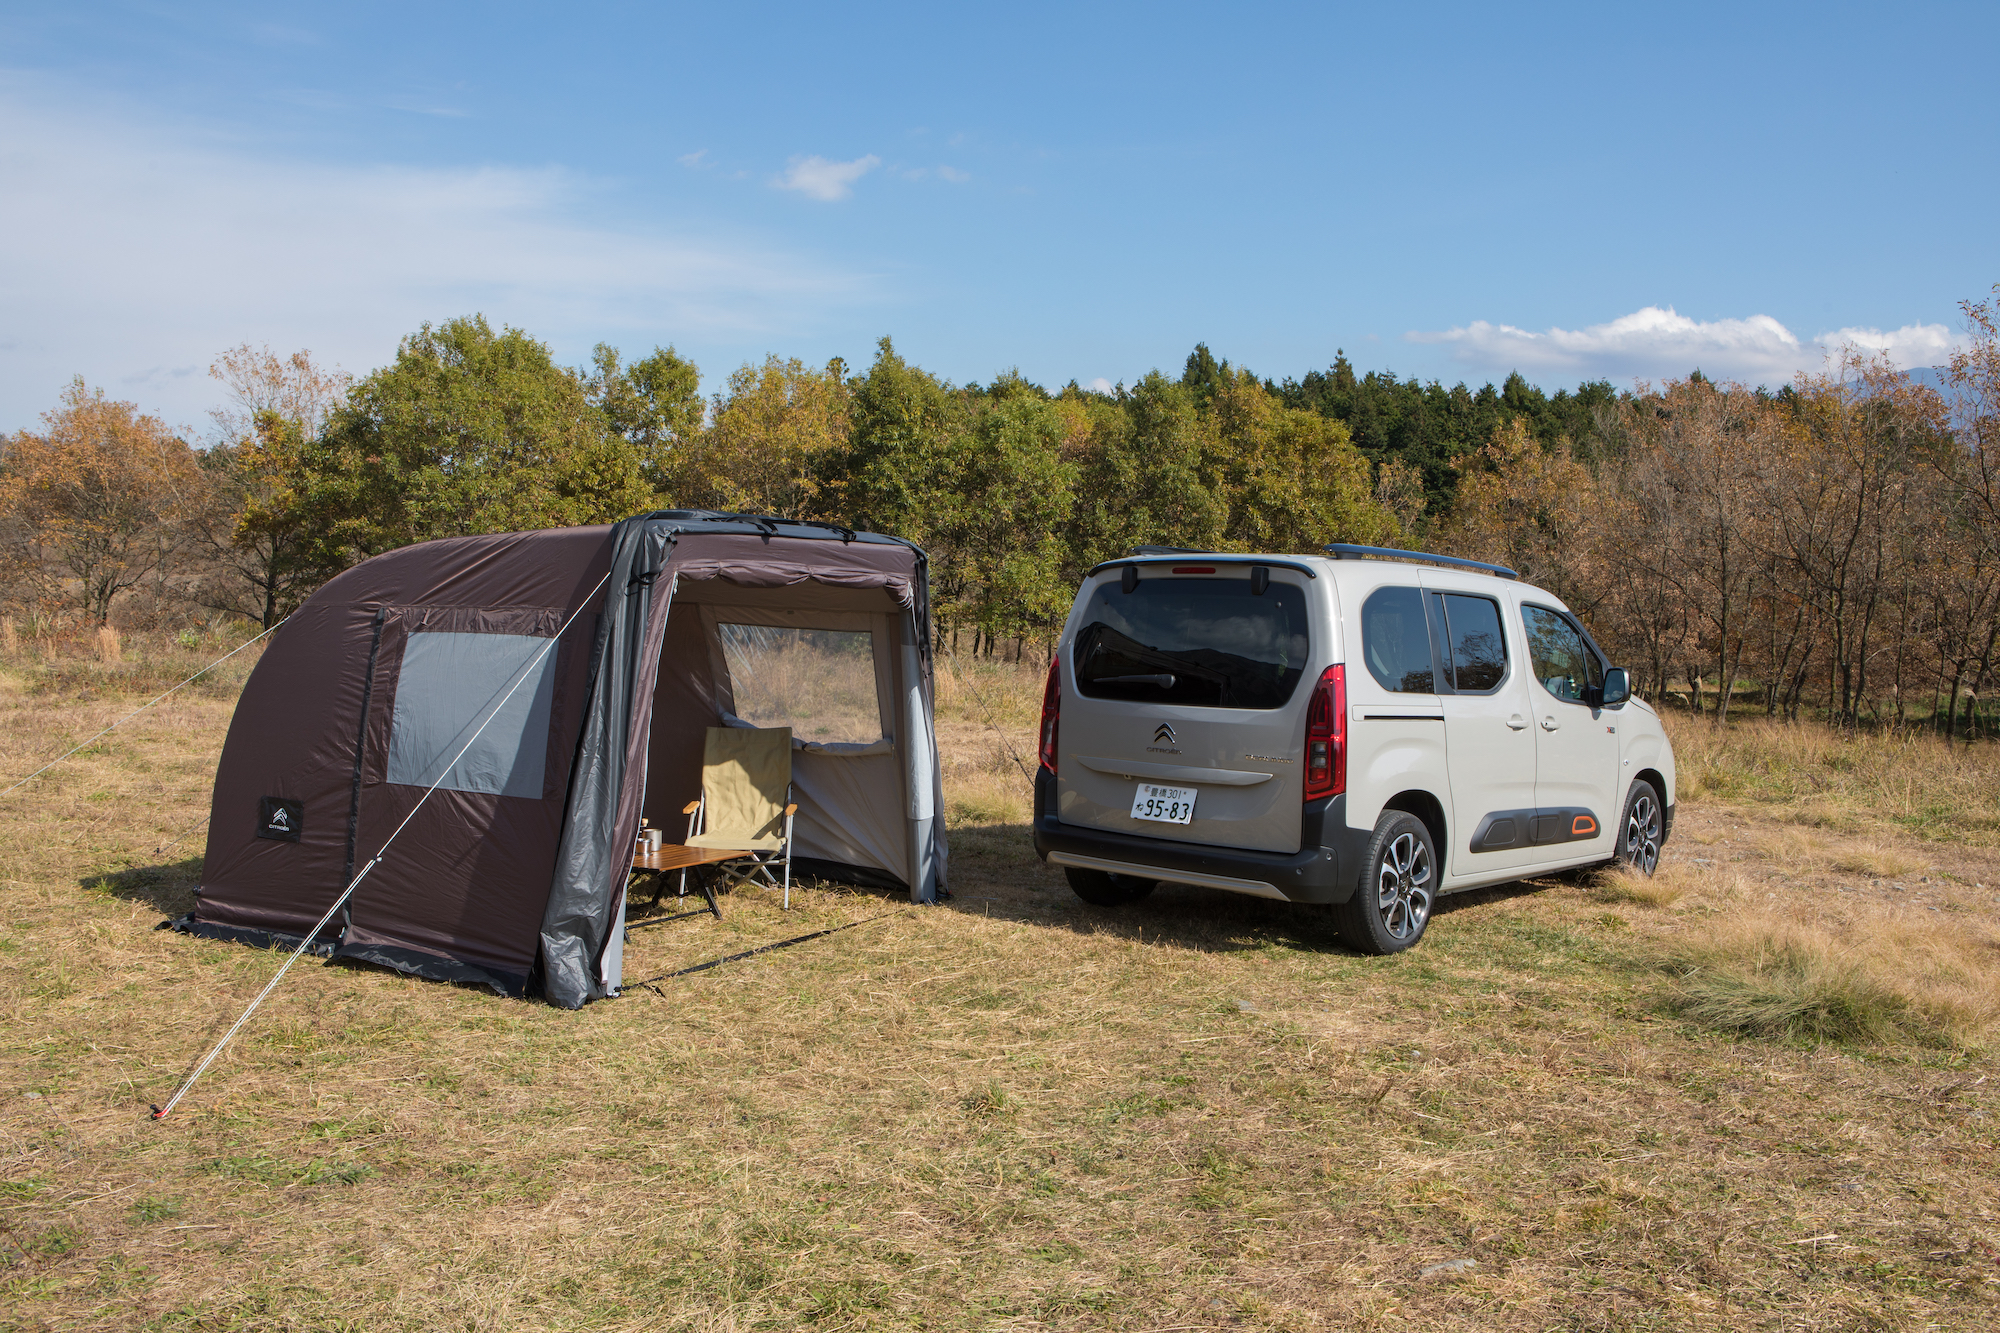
[1624,791,1662,875]
[1374,831,1433,941]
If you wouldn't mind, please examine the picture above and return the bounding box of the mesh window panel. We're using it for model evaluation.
[719,625,885,745]
[384,632,559,798]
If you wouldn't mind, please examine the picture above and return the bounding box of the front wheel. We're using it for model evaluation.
[1614,779,1664,876]
[1064,867,1157,907]
[1335,811,1436,955]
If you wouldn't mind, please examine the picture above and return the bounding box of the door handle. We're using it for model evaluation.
[1541,715,1559,731]
[1507,715,1528,730]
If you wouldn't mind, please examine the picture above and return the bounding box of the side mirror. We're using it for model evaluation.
[1600,667,1630,707]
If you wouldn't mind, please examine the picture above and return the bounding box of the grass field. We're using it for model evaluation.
[4,645,2000,1330]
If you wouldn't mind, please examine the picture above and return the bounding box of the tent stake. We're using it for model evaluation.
[151,854,380,1120]
[151,571,610,1121]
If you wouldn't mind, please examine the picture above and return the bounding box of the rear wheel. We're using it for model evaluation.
[1065,867,1157,907]
[1335,811,1436,955]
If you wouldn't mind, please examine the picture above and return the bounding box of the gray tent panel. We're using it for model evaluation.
[539,518,674,1010]
[384,631,561,798]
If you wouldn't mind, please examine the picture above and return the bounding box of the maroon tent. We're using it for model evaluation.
[170,512,945,1007]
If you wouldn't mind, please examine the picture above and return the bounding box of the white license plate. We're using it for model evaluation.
[1130,783,1197,824]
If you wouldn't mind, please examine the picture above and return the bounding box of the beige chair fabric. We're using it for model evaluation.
[686,726,792,850]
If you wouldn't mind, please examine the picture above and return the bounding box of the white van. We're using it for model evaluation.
[1031,545,1675,953]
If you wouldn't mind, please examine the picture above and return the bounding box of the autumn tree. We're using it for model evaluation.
[1771,355,1945,725]
[1623,378,1785,724]
[197,345,354,627]
[683,356,848,515]
[1944,284,2000,554]
[1441,419,1598,602]
[1073,372,1226,565]
[1208,367,1396,553]
[1925,292,2000,738]
[588,343,705,494]
[309,315,653,557]
[833,337,966,540]
[0,379,202,625]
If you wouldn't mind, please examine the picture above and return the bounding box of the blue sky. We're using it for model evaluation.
[2,1,1995,432]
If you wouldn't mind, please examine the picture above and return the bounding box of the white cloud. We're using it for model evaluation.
[1087,377,1114,394]
[1819,322,1962,369]
[677,149,708,167]
[773,154,880,202]
[1408,305,1963,385]
[0,79,878,430]
[937,165,969,183]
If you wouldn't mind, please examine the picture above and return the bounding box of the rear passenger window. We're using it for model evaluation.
[1360,587,1434,693]
[1439,594,1507,692]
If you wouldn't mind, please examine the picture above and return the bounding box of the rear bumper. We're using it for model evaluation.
[1032,768,1370,904]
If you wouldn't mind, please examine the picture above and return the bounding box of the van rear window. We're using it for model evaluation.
[1072,577,1308,710]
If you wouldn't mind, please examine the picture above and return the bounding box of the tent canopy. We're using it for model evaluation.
[176,512,946,1006]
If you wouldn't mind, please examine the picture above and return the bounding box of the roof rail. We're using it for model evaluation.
[1323,543,1518,580]
[1128,544,1211,556]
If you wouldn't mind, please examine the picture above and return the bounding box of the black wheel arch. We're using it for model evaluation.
[1380,789,1447,864]
[1632,768,1672,843]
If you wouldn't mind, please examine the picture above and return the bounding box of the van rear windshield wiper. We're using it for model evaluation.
[1095,673,1176,688]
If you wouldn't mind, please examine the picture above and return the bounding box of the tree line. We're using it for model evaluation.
[4,290,1997,737]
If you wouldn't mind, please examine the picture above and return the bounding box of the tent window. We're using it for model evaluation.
[719,624,884,746]
[385,631,558,798]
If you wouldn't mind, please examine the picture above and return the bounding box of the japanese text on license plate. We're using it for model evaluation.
[1130,783,1196,824]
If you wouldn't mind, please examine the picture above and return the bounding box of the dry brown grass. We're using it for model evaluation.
[4,655,2000,1329]
[1666,712,2000,843]
[1588,864,1691,908]
[1658,904,2000,1050]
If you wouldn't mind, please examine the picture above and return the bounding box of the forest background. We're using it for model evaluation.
[4,284,1999,739]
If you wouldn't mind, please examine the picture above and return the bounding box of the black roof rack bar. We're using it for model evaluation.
[1323,543,1518,580]
[1128,544,1210,556]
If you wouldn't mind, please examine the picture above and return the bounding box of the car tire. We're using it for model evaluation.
[1064,867,1157,906]
[1613,779,1665,876]
[1335,810,1436,955]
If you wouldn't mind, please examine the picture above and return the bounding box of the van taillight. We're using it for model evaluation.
[1303,665,1346,801]
[1038,657,1061,774]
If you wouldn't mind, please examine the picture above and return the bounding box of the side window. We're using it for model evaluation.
[1521,606,1603,704]
[1360,586,1435,693]
[385,631,559,798]
[1439,594,1507,692]
[718,624,885,745]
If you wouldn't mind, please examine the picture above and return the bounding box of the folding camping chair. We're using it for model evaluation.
[674,725,799,909]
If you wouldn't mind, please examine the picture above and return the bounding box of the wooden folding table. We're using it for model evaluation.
[629,844,740,920]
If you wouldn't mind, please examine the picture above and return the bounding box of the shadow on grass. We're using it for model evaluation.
[1432,876,1564,917]
[81,857,201,917]
[938,820,1578,956]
